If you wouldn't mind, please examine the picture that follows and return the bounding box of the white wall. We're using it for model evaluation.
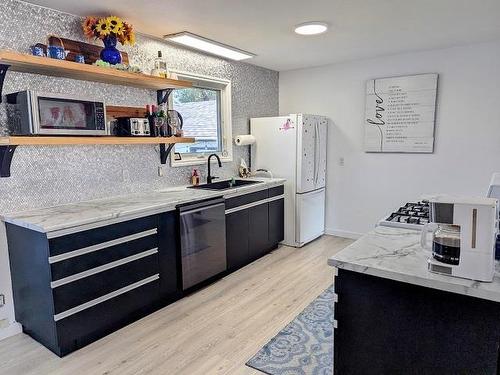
[280,40,500,238]
[0,223,21,340]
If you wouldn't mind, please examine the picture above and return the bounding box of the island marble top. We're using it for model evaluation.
[1,178,285,235]
[328,226,500,303]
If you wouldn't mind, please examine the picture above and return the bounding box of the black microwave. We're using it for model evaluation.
[7,90,107,135]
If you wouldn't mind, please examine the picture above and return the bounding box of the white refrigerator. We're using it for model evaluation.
[250,114,328,247]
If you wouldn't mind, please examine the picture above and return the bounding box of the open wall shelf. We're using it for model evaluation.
[0,136,195,177]
[0,50,195,177]
[0,136,194,146]
[0,50,192,91]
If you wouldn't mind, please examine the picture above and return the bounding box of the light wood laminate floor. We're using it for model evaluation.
[0,235,352,375]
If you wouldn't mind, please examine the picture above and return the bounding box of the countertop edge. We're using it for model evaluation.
[330,258,500,303]
[2,179,286,235]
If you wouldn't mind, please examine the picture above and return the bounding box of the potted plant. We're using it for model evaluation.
[82,16,135,65]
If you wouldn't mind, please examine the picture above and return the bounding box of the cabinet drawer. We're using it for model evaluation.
[55,277,160,356]
[269,185,284,198]
[53,252,159,315]
[49,215,159,257]
[225,190,268,210]
[50,234,158,281]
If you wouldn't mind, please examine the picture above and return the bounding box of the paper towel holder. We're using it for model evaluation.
[234,134,256,146]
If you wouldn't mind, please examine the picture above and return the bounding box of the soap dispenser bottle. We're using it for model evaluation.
[191,169,200,186]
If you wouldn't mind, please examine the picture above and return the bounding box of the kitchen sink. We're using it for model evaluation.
[188,179,262,191]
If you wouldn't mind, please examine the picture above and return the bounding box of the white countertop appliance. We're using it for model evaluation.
[421,196,498,282]
[250,114,328,247]
[487,172,500,259]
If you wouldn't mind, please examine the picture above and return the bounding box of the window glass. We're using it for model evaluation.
[173,87,222,154]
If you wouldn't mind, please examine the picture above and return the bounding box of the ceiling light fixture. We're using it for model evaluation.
[164,32,255,61]
[294,22,328,36]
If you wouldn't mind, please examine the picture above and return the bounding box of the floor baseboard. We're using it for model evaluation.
[0,322,22,341]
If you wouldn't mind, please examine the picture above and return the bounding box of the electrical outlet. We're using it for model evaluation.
[339,157,345,166]
[0,319,8,329]
[0,294,5,308]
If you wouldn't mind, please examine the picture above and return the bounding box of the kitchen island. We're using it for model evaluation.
[328,226,500,374]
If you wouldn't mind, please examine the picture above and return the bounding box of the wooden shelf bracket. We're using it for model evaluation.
[0,64,10,104]
[0,145,16,177]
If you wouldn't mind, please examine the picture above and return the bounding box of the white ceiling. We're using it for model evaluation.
[25,0,500,71]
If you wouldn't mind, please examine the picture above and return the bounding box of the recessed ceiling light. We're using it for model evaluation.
[164,32,255,61]
[294,22,328,36]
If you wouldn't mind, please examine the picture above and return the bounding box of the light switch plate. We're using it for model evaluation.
[0,294,5,308]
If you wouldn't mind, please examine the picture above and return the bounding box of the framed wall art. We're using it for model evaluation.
[364,73,438,153]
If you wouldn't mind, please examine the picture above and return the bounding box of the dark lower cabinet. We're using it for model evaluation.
[226,210,250,271]
[158,211,180,300]
[226,186,285,272]
[6,185,285,357]
[55,279,161,356]
[334,269,500,374]
[6,212,179,357]
[269,199,285,246]
[248,202,270,260]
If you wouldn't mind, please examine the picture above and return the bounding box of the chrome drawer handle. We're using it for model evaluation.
[225,194,284,214]
[49,228,158,264]
[53,274,159,322]
[51,248,158,288]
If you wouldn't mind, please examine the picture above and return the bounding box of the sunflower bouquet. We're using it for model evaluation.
[82,16,135,45]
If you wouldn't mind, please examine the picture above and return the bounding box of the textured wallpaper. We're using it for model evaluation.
[0,0,279,213]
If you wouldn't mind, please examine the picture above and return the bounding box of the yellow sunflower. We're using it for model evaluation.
[96,18,111,37]
[107,16,124,35]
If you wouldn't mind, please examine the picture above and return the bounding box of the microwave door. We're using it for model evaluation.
[31,91,107,136]
[38,97,88,135]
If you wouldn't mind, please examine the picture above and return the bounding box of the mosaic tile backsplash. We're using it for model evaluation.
[0,0,279,214]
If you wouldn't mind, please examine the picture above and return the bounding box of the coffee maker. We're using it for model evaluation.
[421,195,498,282]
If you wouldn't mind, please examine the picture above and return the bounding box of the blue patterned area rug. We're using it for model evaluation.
[246,285,334,375]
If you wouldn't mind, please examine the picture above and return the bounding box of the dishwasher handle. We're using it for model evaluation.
[177,197,225,214]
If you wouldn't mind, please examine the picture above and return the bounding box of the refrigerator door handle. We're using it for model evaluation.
[314,121,320,185]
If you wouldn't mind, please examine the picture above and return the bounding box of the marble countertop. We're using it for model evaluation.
[328,226,500,303]
[2,177,285,235]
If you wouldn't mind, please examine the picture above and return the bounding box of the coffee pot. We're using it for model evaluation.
[421,195,498,282]
[421,223,460,265]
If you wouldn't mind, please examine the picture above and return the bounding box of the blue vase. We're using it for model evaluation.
[100,36,122,65]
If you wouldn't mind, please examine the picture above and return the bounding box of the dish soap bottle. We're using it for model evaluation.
[151,51,168,78]
[191,169,200,186]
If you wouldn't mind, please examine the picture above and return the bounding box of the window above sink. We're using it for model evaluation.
[169,70,232,167]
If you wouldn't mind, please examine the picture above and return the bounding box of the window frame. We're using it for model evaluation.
[169,70,232,167]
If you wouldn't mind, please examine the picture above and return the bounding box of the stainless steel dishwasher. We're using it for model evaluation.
[177,197,226,290]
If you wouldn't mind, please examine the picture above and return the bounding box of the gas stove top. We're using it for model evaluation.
[379,201,430,230]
